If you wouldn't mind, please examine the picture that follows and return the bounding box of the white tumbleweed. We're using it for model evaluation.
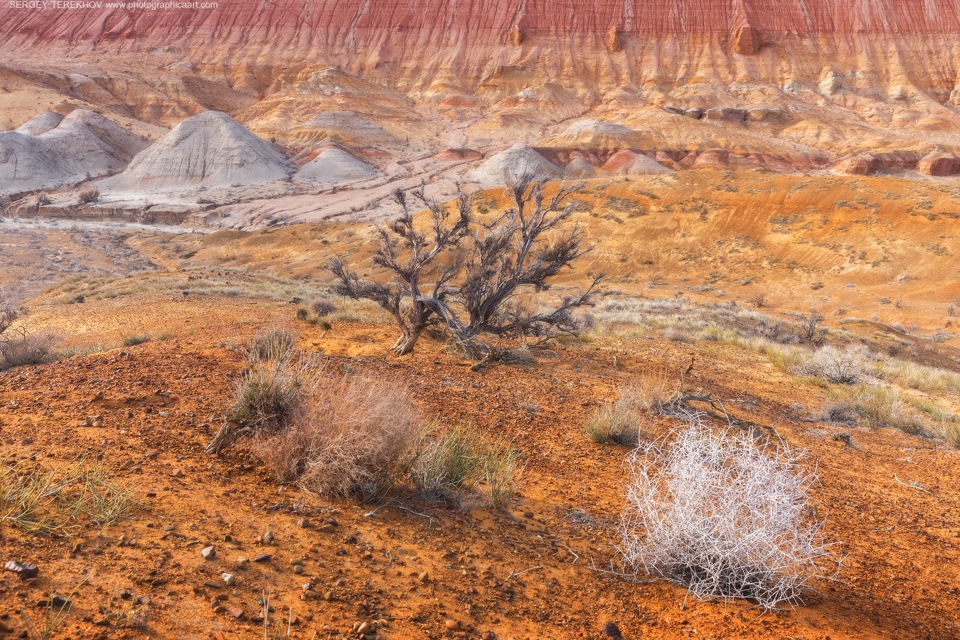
[619,421,836,608]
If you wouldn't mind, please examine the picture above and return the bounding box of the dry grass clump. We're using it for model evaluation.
[243,328,296,361]
[1,459,136,536]
[819,384,926,435]
[585,403,641,446]
[483,441,524,509]
[619,422,835,609]
[256,377,420,502]
[586,372,677,446]
[410,426,523,508]
[229,351,312,433]
[942,423,960,449]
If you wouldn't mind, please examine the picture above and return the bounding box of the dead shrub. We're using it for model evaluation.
[0,328,56,371]
[78,188,100,204]
[310,297,337,317]
[256,377,420,501]
[619,421,836,609]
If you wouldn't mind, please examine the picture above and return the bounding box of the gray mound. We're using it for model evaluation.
[0,109,145,196]
[295,147,381,186]
[104,111,294,190]
[16,110,64,136]
[467,143,562,185]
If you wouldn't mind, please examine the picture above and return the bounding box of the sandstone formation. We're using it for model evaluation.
[0,109,144,196]
[917,153,960,176]
[3,0,960,169]
[102,111,293,191]
[603,150,670,175]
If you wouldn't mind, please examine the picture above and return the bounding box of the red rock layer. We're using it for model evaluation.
[3,0,960,46]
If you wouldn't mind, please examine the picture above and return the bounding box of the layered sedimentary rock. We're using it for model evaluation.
[3,1,960,181]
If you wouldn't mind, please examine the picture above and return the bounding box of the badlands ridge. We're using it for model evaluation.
[2,1,960,226]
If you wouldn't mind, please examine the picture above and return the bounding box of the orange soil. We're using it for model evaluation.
[2,294,960,639]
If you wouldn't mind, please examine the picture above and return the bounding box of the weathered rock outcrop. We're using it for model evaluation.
[917,153,960,176]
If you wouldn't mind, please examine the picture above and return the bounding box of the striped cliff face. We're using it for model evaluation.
[2,1,960,172]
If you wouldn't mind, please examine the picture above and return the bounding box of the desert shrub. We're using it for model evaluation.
[0,329,56,371]
[819,384,925,435]
[78,188,100,204]
[257,377,420,501]
[310,297,337,317]
[619,423,834,608]
[0,286,22,334]
[803,345,868,384]
[411,427,483,500]
[243,328,296,362]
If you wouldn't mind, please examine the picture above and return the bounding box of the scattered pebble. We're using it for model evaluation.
[4,561,39,580]
[201,545,216,560]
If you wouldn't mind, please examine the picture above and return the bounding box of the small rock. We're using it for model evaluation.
[417,571,429,583]
[297,518,310,528]
[318,523,336,533]
[253,553,272,563]
[356,622,370,634]
[235,557,249,569]
[222,573,235,586]
[262,531,275,544]
[602,621,624,639]
[4,561,39,580]
[293,565,303,575]
[481,633,496,640]
[444,619,460,631]
[201,545,216,560]
[171,469,185,478]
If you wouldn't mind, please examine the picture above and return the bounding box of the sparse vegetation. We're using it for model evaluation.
[0,286,55,370]
[257,376,421,502]
[122,333,152,347]
[819,384,925,435]
[619,422,835,609]
[411,426,482,501]
[77,188,100,204]
[1,459,136,536]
